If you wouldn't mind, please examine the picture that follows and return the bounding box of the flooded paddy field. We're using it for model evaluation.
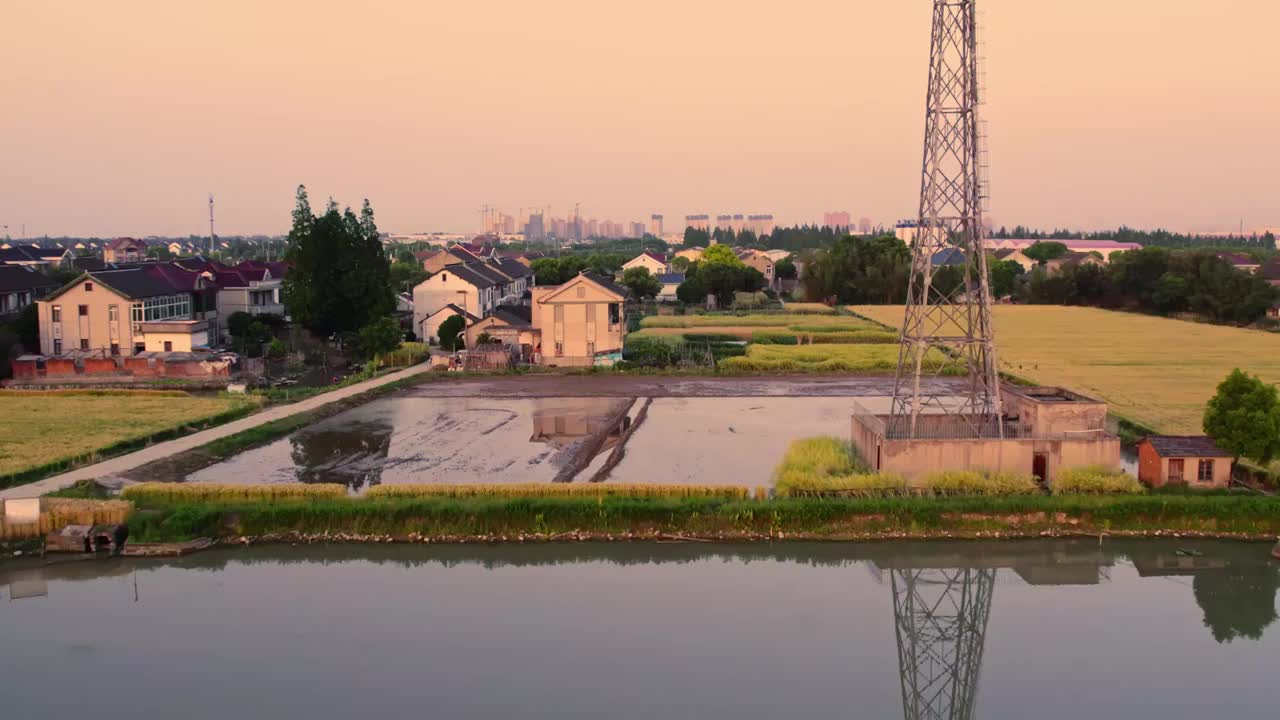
[186,394,861,489]
[184,375,915,490]
[3,539,1277,719]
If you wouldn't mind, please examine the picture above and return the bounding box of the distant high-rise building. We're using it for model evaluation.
[859,217,873,234]
[685,214,711,231]
[824,211,853,229]
[746,214,775,237]
[649,214,664,236]
[629,221,646,238]
[551,217,568,239]
[525,213,546,241]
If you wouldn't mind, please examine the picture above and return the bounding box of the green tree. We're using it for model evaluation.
[1203,369,1280,464]
[670,256,691,273]
[683,227,710,247]
[438,314,466,351]
[621,267,662,300]
[701,244,743,266]
[987,258,1023,299]
[1023,241,1070,264]
[358,316,404,359]
[1193,566,1280,643]
[389,262,428,295]
[775,257,797,280]
[676,275,708,305]
[282,186,394,336]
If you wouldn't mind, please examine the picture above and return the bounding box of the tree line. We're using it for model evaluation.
[798,235,1279,326]
[992,225,1277,252]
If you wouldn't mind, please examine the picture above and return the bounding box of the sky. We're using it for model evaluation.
[1,0,1277,238]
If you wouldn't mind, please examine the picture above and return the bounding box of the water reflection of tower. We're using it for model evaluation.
[891,568,994,720]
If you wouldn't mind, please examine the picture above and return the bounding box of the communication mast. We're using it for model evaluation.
[888,0,1002,439]
[208,194,216,257]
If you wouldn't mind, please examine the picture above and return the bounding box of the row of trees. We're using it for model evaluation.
[681,224,847,252]
[1022,248,1277,324]
[992,225,1277,252]
[529,253,630,285]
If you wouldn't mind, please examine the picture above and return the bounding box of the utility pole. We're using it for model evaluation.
[208,194,216,257]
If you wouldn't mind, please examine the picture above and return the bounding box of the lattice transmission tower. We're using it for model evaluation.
[889,0,1002,439]
[891,568,995,720]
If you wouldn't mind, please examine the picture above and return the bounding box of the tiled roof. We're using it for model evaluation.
[1258,259,1280,280]
[427,303,481,322]
[439,264,499,289]
[932,248,967,266]
[1143,436,1233,459]
[0,245,67,263]
[492,257,532,279]
[582,272,627,298]
[492,304,533,326]
[0,265,57,292]
[106,237,147,250]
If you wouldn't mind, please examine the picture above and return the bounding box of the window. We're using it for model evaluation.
[1197,459,1215,483]
[441,273,447,283]
[1168,459,1184,483]
[84,282,93,292]
[554,341,563,357]
[108,305,119,322]
[134,343,145,354]
[53,339,62,355]
[576,286,586,299]
[78,305,88,317]
[163,341,173,352]
[80,339,89,350]
[110,343,119,356]
[52,305,62,322]
[141,294,191,322]
[608,303,621,326]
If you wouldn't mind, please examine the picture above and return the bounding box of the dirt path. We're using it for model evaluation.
[0,363,437,500]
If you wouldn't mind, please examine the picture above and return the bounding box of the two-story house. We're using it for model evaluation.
[0,264,58,319]
[36,264,217,356]
[103,237,149,264]
[622,251,668,275]
[738,249,776,288]
[412,263,501,342]
[530,273,626,366]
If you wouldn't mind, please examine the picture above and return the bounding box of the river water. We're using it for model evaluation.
[2,539,1278,719]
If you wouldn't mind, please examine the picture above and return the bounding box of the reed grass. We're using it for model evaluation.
[919,470,1040,496]
[377,342,428,368]
[1052,466,1145,495]
[123,482,349,504]
[366,484,750,500]
[780,303,837,314]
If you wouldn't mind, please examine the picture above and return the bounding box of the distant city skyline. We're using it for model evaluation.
[2,1,1277,238]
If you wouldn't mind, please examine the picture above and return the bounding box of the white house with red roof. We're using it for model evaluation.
[622,251,668,275]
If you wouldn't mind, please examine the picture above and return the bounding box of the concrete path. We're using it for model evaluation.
[1,363,436,500]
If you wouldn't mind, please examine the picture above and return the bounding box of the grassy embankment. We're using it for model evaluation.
[0,391,262,489]
[849,305,1280,435]
[114,481,1280,543]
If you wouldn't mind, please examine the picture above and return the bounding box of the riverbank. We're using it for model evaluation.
[118,493,1280,544]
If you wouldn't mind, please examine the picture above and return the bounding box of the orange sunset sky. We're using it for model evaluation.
[1,0,1276,237]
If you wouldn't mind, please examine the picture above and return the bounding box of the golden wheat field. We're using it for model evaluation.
[850,305,1280,433]
[0,392,259,478]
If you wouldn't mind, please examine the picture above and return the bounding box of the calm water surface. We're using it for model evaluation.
[2,539,1278,719]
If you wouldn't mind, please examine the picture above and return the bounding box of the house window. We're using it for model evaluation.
[110,343,119,356]
[84,282,93,292]
[441,274,447,283]
[163,341,173,352]
[1168,459,1184,483]
[608,303,621,326]
[78,305,88,317]
[577,286,586,299]
[134,343,145,354]
[108,305,118,322]
[53,339,62,355]
[80,339,89,350]
[554,341,563,357]
[1197,459,1215,483]
[52,305,62,322]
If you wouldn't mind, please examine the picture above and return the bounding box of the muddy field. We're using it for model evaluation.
[180,375,929,491]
